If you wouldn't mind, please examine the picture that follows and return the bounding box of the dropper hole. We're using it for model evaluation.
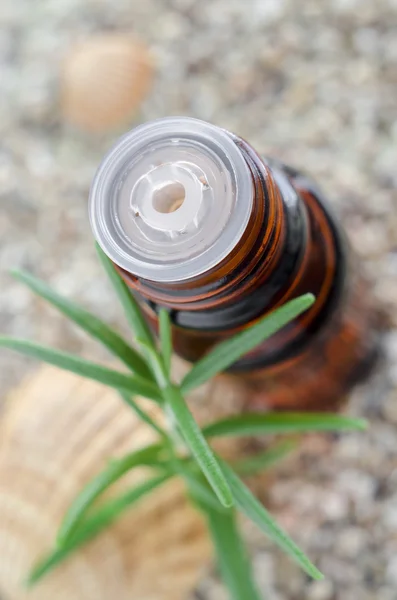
[152,181,186,214]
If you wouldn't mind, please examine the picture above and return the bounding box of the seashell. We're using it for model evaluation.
[0,361,247,600]
[61,35,154,132]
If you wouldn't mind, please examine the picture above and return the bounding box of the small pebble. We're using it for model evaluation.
[335,527,368,559]
[307,580,334,600]
[386,555,397,586]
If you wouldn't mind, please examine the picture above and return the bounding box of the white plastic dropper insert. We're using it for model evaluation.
[89,117,253,282]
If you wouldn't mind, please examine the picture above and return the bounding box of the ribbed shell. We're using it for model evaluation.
[0,363,247,600]
[61,35,154,132]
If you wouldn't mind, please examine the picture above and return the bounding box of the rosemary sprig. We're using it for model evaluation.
[0,247,369,599]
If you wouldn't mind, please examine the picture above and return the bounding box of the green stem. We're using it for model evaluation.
[204,506,262,600]
[137,340,234,508]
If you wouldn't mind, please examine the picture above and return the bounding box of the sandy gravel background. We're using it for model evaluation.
[1,0,397,598]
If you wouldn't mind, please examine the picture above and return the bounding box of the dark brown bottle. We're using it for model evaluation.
[89,117,380,410]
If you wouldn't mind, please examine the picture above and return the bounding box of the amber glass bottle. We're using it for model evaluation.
[89,117,379,410]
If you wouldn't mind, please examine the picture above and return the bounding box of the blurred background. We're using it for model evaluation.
[1,0,397,598]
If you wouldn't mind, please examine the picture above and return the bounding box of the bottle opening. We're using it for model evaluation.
[89,117,253,282]
[152,181,185,214]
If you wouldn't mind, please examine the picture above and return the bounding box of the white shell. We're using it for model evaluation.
[0,363,247,600]
[61,35,154,132]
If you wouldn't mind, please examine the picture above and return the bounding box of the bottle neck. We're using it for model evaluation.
[117,136,308,330]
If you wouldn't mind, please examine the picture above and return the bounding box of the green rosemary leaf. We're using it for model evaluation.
[204,507,262,600]
[234,439,299,476]
[203,413,368,439]
[181,294,315,393]
[11,269,152,379]
[96,243,154,347]
[219,460,323,580]
[137,339,169,389]
[119,391,167,438]
[175,461,227,513]
[185,477,227,513]
[27,473,171,586]
[159,308,172,375]
[163,384,234,508]
[57,443,165,544]
[0,337,162,403]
